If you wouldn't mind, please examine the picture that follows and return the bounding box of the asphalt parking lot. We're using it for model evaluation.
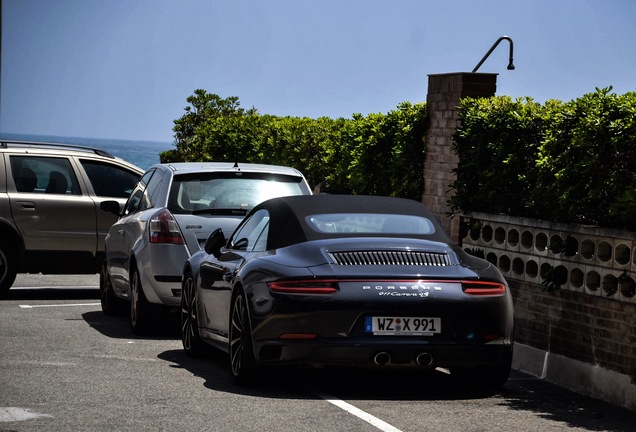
[1,274,635,432]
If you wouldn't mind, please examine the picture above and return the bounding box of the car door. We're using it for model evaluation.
[106,169,156,294]
[199,209,270,338]
[78,159,142,255]
[8,155,98,271]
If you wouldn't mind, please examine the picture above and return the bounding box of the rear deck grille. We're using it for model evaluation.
[328,251,452,266]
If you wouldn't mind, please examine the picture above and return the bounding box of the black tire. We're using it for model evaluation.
[130,267,156,335]
[0,238,18,297]
[229,288,257,385]
[100,261,126,315]
[181,271,205,356]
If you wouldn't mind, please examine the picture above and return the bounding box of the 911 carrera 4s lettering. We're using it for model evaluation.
[378,291,429,297]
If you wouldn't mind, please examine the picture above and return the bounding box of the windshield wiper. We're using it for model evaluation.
[192,208,249,216]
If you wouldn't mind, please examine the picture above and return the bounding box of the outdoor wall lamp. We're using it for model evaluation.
[472,35,515,73]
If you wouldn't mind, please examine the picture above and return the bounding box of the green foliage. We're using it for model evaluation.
[535,88,636,228]
[163,90,426,200]
[166,87,635,231]
[452,88,636,231]
[451,96,547,217]
[347,103,427,199]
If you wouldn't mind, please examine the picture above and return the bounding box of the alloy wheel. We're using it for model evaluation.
[229,293,247,377]
[131,273,140,328]
[181,276,197,351]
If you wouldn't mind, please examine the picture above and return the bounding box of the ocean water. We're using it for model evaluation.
[99,140,173,169]
[0,133,173,170]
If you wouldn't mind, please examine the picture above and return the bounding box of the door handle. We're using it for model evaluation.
[118,229,125,235]
[16,201,36,210]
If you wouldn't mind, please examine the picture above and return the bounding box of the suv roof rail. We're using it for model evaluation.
[0,140,115,158]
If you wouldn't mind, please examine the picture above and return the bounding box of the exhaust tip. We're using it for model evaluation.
[373,352,391,366]
[416,353,434,367]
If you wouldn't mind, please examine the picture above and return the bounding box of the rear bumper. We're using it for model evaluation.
[136,243,188,306]
[254,339,512,369]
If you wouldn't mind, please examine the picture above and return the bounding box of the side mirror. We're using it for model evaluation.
[204,228,226,258]
[100,200,121,216]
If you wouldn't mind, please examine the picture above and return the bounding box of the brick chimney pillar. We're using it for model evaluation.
[423,72,497,242]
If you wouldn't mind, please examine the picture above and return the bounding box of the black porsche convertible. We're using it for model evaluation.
[181,195,514,387]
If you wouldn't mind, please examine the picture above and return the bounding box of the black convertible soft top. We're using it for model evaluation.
[250,195,452,250]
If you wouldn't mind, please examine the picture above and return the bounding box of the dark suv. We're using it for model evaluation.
[0,140,144,295]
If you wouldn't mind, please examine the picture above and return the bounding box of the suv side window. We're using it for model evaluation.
[80,160,141,198]
[10,156,80,195]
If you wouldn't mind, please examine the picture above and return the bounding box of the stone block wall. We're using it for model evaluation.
[510,281,636,380]
[460,211,636,381]
[423,72,636,406]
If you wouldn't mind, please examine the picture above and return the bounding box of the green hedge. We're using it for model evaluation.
[451,88,636,231]
[164,87,635,231]
[162,90,427,201]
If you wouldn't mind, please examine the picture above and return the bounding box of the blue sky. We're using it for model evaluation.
[1,0,635,144]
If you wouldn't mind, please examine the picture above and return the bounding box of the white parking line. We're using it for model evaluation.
[19,303,100,309]
[12,285,98,289]
[315,391,403,432]
[0,407,53,422]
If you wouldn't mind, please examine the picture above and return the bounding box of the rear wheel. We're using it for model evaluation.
[181,271,205,356]
[130,267,156,335]
[100,261,126,315]
[0,238,18,297]
[229,288,257,385]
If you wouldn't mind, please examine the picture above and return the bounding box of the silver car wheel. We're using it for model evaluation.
[100,261,124,315]
[131,273,140,328]
[129,268,154,335]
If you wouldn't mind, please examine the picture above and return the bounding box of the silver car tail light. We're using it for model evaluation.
[149,209,185,245]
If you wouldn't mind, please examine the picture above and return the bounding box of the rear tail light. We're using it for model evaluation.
[461,280,506,296]
[268,279,338,294]
[149,209,185,245]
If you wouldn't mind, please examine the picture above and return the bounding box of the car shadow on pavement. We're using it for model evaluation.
[82,310,181,340]
[501,374,636,431]
[2,287,100,300]
[157,347,501,401]
[157,348,636,430]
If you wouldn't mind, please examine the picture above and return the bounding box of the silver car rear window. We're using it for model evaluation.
[169,173,306,214]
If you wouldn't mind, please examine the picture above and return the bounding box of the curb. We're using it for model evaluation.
[512,342,636,411]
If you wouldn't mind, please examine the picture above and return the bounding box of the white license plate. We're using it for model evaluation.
[365,316,441,336]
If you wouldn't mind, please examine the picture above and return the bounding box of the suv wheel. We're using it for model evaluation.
[0,238,18,297]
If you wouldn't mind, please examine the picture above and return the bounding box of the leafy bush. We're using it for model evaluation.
[452,88,636,231]
[451,96,548,217]
[163,90,426,200]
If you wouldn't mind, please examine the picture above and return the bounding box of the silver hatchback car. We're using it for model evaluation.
[100,162,312,334]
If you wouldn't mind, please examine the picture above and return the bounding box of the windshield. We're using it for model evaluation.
[306,213,435,235]
[168,172,308,214]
